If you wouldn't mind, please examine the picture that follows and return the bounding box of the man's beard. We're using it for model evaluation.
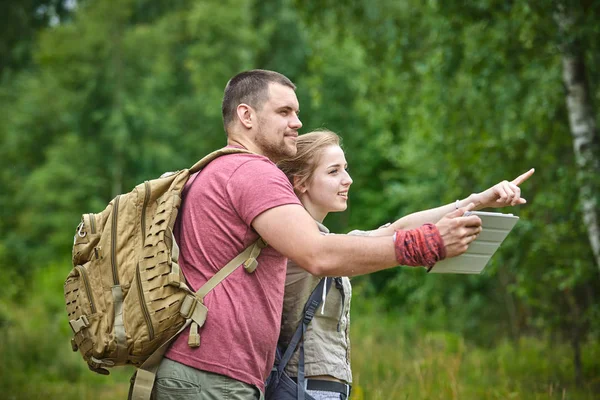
[255,125,296,163]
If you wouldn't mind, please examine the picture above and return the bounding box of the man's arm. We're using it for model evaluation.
[252,203,482,277]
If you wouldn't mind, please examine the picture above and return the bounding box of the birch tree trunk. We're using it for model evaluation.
[556,5,600,273]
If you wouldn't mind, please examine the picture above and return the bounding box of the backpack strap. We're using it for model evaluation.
[183,237,268,347]
[129,320,192,400]
[189,147,254,174]
[129,236,268,400]
[276,277,333,399]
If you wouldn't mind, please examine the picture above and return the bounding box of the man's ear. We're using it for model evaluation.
[236,104,253,129]
[293,176,307,194]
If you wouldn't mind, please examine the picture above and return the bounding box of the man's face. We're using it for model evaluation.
[254,83,302,163]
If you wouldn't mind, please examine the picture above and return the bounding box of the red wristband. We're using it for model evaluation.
[394,223,446,269]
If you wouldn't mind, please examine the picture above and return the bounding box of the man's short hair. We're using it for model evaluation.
[222,69,296,133]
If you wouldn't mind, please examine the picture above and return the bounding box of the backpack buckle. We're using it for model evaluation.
[188,322,201,348]
[304,307,316,324]
[69,315,89,334]
[242,238,267,274]
[168,262,182,287]
[303,299,319,324]
[180,295,196,319]
[180,295,208,327]
[243,258,258,273]
[88,357,113,375]
[180,296,208,348]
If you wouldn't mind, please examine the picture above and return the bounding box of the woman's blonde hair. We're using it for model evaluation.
[278,129,341,194]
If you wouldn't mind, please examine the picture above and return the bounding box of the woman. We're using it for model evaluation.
[275,129,533,400]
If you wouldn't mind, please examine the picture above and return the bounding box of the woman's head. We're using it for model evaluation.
[278,129,353,222]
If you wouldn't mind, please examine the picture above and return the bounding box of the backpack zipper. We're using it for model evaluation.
[76,265,97,314]
[136,263,154,340]
[141,182,150,246]
[111,196,121,285]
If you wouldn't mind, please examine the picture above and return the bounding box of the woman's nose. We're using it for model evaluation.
[343,171,353,186]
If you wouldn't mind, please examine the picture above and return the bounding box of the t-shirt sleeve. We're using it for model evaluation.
[226,158,302,226]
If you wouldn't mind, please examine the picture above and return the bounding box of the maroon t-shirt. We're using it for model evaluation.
[165,150,301,390]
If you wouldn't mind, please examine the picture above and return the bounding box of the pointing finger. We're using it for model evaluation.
[511,168,535,186]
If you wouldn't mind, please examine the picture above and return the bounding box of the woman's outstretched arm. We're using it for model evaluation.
[367,168,534,236]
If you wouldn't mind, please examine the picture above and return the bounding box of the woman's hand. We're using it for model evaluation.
[472,168,535,209]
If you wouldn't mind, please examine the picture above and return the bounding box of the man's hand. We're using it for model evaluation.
[473,168,535,209]
[435,203,482,258]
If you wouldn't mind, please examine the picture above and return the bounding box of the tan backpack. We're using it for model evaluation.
[64,147,267,400]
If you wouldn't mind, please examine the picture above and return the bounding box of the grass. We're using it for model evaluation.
[349,311,599,400]
[1,265,597,399]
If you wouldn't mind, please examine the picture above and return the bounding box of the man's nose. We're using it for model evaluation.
[290,114,302,130]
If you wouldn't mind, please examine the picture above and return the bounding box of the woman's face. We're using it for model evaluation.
[298,145,353,222]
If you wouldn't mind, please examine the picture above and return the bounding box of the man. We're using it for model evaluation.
[153,70,484,399]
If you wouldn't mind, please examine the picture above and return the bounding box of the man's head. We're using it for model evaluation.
[222,69,302,162]
[222,70,296,132]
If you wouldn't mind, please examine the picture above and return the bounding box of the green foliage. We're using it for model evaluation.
[0,262,132,399]
[304,0,600,351]
[1,0,599,394]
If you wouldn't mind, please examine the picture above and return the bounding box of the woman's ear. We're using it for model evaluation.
[293,176,307,194]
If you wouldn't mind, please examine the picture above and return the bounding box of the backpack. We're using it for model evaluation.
[64,147,267,400]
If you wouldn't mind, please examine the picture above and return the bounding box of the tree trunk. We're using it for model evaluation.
[556,5,600,273]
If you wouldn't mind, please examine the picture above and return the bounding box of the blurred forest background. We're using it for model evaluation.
[1,0,600,399]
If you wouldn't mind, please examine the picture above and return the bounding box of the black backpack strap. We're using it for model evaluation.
[277,277,333,398]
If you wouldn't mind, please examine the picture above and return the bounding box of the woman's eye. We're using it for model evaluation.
[328,169,338,174]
